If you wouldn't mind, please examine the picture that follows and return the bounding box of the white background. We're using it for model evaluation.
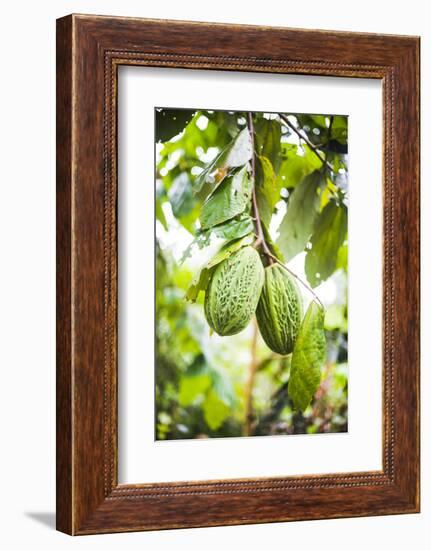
[118,67,382,483]
[0,1,428,549]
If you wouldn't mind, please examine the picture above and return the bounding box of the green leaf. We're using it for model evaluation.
[255,191,271,228]
[167,173,194,218]
[205,233,254,269]
[194,128,252,200]
[178,355,211,406]
[203,390,230,430]
[200,166,252,229]
[305,201,348,287]
[185,233,254,302]
[211,369,235,406]
[277,171,323,261]
[276,144,322,189]
[155,108,195,143]
[330,115,348,145]
[292,114,328,149]
[210,215,255,241]
[288,301,326,411]
[180,215,254,263]
[255,118,282,173]
[255,155,281,226]
[257,156,279,207]
[179,373,211,407]
[324,304,348,332]
[310,115,327,128]
[158,111,230,164]
[155,199,168,230]
[261,222,284,261]
[336,243,348,272]
[185,267,214,302]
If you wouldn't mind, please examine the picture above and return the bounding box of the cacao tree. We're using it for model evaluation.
[155,108,348,439]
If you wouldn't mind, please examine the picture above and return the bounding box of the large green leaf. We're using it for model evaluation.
[330,115,348,145]
[336,243,348,272]
[324,304,348,332]
[159,111,230,163]
[209,215,255,241]
[168,173,194,218]
[211,369,235,406]
[305,201,348,287]
[277,171,323,261]
[193,128,252,200]
[155,108,195,143]
[257,156,279,208]
[180,214,254,263]
[276,143,322,189]
[200,166,252,229]
[203,390,230,430]
[262,221,284,261]
[155,199,168,230]
[178,356,211,406]
[288,301,326,411]
[293,114,328,148]
[185,267,214,303]
[255,155,281,226]
[255,118,282,173]
[206,110,246,138]
[155,181,168,230]
[255,190,271,228]
[205,233,254,269]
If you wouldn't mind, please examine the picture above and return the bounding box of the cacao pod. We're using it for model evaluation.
[256,264,303,355]
[204,246,264,336]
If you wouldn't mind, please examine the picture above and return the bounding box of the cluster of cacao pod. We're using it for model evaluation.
[204,245,303,355]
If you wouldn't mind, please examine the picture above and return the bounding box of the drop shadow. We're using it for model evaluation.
[25,511,56,530]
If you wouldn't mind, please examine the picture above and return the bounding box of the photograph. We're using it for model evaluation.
[155,107,349,440]
[0,1,423,545]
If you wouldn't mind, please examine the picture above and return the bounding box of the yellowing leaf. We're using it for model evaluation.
[255,155,280,226]
[254,118,282,173]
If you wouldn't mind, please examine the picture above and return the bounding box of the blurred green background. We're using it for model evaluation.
[155,109,348,440]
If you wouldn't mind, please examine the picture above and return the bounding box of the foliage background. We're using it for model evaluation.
[155,108,348,440]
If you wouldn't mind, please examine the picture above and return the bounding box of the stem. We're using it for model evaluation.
[266,251,324,309]
[278,113,335,173]
[247,112,274,263]
[327,115,334,141]
[248,112,322,308]
[244,319,259,436]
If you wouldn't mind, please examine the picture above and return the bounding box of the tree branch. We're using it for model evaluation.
[247,112,274,263]
[248,112,323,308]
[243,319,259,436]
[265,251,324,309]
[278,113,335,173]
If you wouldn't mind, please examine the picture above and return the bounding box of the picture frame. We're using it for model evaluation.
[56,14,420,535]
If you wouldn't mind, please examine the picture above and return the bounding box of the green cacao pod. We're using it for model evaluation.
[256,264,303,355]
[204,246,264,336]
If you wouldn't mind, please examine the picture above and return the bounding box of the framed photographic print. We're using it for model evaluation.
[56,14,420,535]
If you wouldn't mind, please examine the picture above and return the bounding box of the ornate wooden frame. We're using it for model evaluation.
[56,14,420,535]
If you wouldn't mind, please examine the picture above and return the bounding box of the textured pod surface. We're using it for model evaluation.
[256,264,303,355]
[204,246,264,336]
